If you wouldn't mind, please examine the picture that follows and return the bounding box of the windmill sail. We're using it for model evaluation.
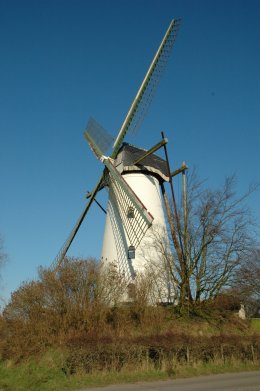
[111,18,181,159]
[50,172,105,272]
[104,158,154,248]
[84,117,114,160]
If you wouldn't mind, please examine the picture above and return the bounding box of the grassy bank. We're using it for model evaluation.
[1,259,259,390]
[0,329,259,391]
[0,352,259,391]
[1,306,260,391]
[252,318,260,333]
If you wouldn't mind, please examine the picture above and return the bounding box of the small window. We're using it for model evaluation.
[127,206,135,219]
[128,245,135,259]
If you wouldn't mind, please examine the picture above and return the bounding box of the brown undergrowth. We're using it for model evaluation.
[0,258,259,377]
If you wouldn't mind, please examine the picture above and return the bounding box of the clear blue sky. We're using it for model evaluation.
[0,0,259,303]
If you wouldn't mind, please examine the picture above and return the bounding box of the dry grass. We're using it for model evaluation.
[0,257,259,391]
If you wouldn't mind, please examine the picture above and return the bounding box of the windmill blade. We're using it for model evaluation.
[103,158,154,248]
[111,18,181,159]
[50,173,105,272]
[84,117,114,160]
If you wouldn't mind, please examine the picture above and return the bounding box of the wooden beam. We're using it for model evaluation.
[161,183,183,263]
[161,131,184,263]
[133,138,168,165]
[182,162,188,258]
[170,163,188,178]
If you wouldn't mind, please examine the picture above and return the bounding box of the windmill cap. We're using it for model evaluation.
[114,143,169,182]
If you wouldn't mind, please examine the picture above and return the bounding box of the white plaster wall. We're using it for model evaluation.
[101,172,168,280]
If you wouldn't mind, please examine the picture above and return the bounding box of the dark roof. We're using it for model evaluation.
[114,143,169,182]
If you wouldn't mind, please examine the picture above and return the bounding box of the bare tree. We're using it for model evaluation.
[235,249,260,299]
[0,236,7,309]
[159,173,258,312]
[0,236,6,269]
[232,249,260,316]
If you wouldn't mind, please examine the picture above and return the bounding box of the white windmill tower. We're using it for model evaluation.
[50,19,182,302]
[100,142,170,298]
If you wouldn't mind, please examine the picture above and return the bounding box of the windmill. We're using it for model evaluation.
[51,19,182,301]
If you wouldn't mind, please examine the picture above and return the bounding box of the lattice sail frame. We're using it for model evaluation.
[126,19,181,137]
[104,158,154,249]
[111,18,181,159]
[84,117,114,160]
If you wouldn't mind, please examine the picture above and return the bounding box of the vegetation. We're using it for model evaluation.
[0,258,259,390]
[0,352,259,391]
[145,174,259,314]
[232,249,260,317]
[0,236,7,267]
[0,236,7,311]
[251,319,260,333]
